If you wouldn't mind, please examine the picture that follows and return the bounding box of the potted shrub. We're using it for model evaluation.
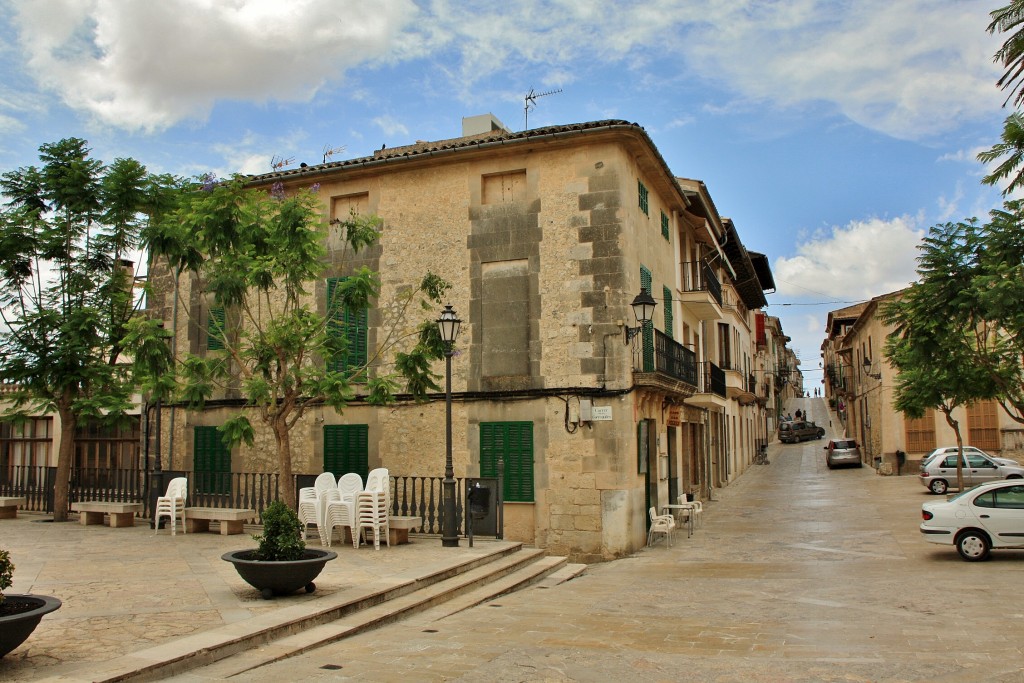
[0,548,62,658]
[222,501,337,599]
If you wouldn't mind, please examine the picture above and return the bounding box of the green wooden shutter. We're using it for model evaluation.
[327,278,368,374]
[480,422,534,503]
[323,425,369,480]
[661,211,670,240]
[207,306,225,351]
[640,267,654,371]
[193,426,231,494]
[637,180,649,216]
[663,285,674,340]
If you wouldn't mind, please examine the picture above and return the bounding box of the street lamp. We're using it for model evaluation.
[437,304,462,547]
[623,288,657,345]
[863,356,881,380]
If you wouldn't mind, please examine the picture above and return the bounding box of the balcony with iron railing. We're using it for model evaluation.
[679,260,723,320]
[632,329,698,395]
[684,361,727,410]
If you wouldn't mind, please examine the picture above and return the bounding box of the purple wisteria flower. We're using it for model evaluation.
[200,172,219,192]
[270,181,285,200]
[309,183,321,193]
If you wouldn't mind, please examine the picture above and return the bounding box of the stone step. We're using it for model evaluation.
[152,546,562,681]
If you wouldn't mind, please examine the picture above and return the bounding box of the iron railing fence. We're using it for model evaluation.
[0,466,488,537]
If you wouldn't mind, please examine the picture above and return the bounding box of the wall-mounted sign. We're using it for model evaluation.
[667,406,681,426]
[590,406,613,421]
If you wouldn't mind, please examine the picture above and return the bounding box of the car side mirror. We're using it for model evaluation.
[823,446,828,450]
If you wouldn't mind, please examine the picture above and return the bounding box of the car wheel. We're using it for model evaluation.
[929,479,948,495]
[956,530,991,562]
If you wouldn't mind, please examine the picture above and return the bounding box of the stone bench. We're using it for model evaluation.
[0,497,25,519]
[388,515,422,545]
[183,507,256,535]
[71,501,143,528]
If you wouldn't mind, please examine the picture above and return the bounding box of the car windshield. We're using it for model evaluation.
[833,440,856,449]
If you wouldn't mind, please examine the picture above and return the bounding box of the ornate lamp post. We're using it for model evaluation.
[437,305,462,547]
[623,288,657,345]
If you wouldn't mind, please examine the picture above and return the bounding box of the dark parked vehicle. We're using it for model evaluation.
[779,420,825,444]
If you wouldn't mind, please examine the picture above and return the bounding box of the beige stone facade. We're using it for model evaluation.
[146,119,781,561]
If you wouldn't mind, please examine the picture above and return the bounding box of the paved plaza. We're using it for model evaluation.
[4,398,1024,681]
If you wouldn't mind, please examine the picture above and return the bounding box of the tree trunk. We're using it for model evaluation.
[941,406,964,492]
[272,417,296,511]
[53,405,77,522]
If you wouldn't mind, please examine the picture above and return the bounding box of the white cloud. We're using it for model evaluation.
[5,0,1006,141]
[773,216,923,299]
[9,0,418,132]
[372,115,409,138]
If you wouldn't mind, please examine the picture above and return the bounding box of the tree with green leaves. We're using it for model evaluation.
[146,176,448,509]
[882,211,1024,487]
[0,139,179,521]
[979,1,1024,193]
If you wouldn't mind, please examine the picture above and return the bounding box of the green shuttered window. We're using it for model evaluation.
[193,426,231,494]
[207,306,225,351]
[323,425,369,480]
[663,285,674,340]
[637,180,649,216]
[640,266,654,371]
[661,211,670,240]
[326,277,368,373]
[480,422,534,503]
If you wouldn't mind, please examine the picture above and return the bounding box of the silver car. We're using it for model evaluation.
[919,451,1024,495]
[921,446,1019,468]
[824,438,862,469]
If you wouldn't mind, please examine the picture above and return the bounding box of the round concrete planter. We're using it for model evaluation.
[222,549,337,599]
[0,594,62,658]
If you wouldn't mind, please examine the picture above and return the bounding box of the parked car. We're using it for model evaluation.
[922,446,1019,468]
[824,438,862,468]
[920,480,1024,561]
[919,451,1024,495]
[779,420,825,444]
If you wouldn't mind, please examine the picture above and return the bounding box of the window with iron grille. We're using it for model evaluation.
[661,211,670,240]
[323,424,369,480]
[326,277,368,373]
[480,422,533,503]
[193,426,231,494]
[638,180,649,216]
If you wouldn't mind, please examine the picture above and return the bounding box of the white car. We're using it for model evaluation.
[920,480,1024,561]
[922,446,1018,468]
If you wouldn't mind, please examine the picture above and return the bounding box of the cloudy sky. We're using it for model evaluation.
[0,0,1013,385]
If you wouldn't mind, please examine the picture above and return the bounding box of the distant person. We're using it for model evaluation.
[795,409,803,420]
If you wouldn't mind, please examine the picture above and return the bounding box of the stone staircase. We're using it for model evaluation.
[57,543,585,682]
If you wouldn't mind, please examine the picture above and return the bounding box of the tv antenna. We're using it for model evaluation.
[322,144,346,164]
[270,155,295,172]
[524,87,562,130]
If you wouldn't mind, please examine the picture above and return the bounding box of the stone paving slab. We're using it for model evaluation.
[0,513,517,682]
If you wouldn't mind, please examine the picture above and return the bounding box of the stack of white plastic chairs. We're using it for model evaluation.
[297,486,319,541]
[356,468,390,550]
[326,473,363,548]
[154,477,188,536]
[297,472,338,544]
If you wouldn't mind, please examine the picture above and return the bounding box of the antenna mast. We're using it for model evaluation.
[524,87,562,130]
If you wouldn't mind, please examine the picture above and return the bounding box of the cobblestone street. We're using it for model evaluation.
[222,399,1024,682]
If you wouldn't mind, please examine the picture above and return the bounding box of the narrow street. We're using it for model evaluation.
[199,398,1024,682]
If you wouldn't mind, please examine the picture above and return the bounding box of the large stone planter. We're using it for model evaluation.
[222,549,337,599]
[0,594,62,658]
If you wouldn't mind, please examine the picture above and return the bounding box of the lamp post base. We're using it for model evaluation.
[441,477,459,547]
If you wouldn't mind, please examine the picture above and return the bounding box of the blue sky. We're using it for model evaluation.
[0,0,1013,386]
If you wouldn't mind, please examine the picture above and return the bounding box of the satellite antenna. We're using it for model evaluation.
[322,145,346,164]
[524,87,562,130]
[270,155,295,172]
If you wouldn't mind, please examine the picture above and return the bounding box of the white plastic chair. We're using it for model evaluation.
[337,473,363,504]
[356,490,390,550]
[297,487,319,541]
[676,494,704,530]
[647,506,675,547]
[312,472,338,544]
[325,492,357,548]
[154,477,187,536]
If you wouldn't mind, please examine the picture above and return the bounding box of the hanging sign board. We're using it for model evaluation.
[667,406,682,427]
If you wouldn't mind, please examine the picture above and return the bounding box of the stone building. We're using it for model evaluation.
[147,117,779,561]
[822,292,1023,470]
